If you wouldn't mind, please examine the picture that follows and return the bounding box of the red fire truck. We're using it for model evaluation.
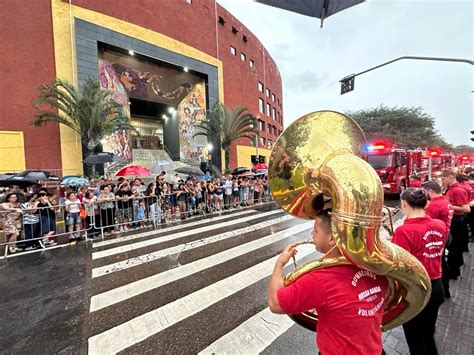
[420,150,455,178]
[365,143,424,194]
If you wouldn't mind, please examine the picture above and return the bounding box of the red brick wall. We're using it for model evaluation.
[0,0,61,172]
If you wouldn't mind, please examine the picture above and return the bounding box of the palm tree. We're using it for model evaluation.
[194,102,259,172]
[33,77,135,155]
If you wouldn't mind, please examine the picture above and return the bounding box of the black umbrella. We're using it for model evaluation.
[9,170,60,182]
[0,173,34,188]
[83,152,121,164]
[175,166,205,177]
[255,0,365,27]
[231,167,251,176]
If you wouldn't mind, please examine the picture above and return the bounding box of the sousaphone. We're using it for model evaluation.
[268,110,431,331]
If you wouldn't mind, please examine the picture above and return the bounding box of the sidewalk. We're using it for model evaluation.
[382,244,473,354]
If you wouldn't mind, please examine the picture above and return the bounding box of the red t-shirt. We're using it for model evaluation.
[444,182,469,215]
[425,195,454,228]
[460,182,473,201]
[469,182,474,201]
[277,265,388,355]
[392,217,448,279]
[408,179,422,188]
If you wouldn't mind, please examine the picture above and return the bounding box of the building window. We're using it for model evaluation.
[185,0,192,3]
[241,52,246,62]
[232,26,238,34]
[272,107,276,120]
[258,98,264,113]
[258,82,264,92]
[272,93,275,102]
[267,125,271,134]
[218,16,225,25]
[230,46,236,55]
[259,137,266,146]
[243,35,248,43]
[266,103,271,116]
[267,140,274,148]
[277,98,280,107]
[259,120,265,131]
[266,88,270,97]
[250,59,255,68]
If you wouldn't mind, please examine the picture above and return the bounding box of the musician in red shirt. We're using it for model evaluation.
[408,175,422,188]
[392,188,447,354]
[423,180,454,298]
[468,173,474,242]
[440,170,470,278]
[268,209,388,355]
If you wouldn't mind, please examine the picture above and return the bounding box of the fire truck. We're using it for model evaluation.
[365,143,424,194]
[420,150,455,178]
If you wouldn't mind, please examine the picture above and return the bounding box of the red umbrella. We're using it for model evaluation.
[253,163,268,170]
[116,165,151,177]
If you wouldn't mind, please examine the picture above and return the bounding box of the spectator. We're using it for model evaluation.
[83,191,99,238]
[97,185,116,235]
[65,191,82,241]
[136,199,146,228]
[115,182,133,232]
[232,177,240,208]
[21,193,41,250]
[176,183,188,220]
[224,176,233,209]
[0,193,23,253]
[37,192,57,247]
[146,182,160,226]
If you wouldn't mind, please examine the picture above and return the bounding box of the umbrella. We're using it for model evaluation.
[9,170,60,182]
[231,167,251,176]
[240,171,255,177]
[253,163,268,170]
[148,160,174,173]
[0,173,34,188]
[255,0,365,27]
[116,165,152,177]
[59,176,90,186]
[175,166,205,177]
[83,152,121,164]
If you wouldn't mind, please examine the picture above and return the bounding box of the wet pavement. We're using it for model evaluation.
[1,201,472,354]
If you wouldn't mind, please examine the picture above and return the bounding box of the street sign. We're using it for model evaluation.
[340,75,355,95]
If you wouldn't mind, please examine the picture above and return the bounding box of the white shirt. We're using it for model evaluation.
[65,199,81,213]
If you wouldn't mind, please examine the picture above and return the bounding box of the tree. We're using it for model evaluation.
[346,105,452,150]
[33,77,135,155]
[453,145,474,155]
[194,102,259,171]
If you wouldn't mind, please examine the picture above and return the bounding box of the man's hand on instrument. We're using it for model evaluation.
[276,243,298,267]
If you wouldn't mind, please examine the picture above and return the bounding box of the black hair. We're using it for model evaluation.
[4,193,18,202]
[422,181,442,194]
[400,188,427,209]
[315,208,332,232]
[456,173,467,183]
[100,184,109,191]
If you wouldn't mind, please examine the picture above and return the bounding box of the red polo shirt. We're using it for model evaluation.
[425,195,454,228]
[444,182,469,215]
[469,182,474,201]
[277,265,388,355]
[392,217,448,279]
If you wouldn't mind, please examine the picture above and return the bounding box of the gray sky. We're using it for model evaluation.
[218,0,473,146]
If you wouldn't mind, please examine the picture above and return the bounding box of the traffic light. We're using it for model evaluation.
[471,130,474,142]
[340,74,355,95]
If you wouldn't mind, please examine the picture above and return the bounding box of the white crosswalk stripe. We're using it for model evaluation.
[88,243,316,354]
[199,307,295,355]
[86,207,318,354]
[90,221,312,311]
[92,209,283,259]
[92,209,257,249]
[91,212,290,278]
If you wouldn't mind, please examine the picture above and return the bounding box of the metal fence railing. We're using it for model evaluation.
[0,186,273,258]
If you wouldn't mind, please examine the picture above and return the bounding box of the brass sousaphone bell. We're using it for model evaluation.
[268,110,431,331]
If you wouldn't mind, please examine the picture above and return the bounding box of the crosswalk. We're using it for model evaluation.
[85,205,319,354]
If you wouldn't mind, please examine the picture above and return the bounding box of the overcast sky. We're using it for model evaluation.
[218,0,473,146]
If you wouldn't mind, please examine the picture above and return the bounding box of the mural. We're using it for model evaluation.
[97,48,208,163]
[178,83,207,159]
[98,49,203,105]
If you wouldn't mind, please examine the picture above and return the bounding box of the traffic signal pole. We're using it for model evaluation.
[340,56,474,94]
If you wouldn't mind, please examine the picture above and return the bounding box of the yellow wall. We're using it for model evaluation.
[236,145,272,168]
[0,131,26,173]
[51,0,225,175]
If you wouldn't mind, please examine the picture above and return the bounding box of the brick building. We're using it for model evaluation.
[0,0,283,175]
